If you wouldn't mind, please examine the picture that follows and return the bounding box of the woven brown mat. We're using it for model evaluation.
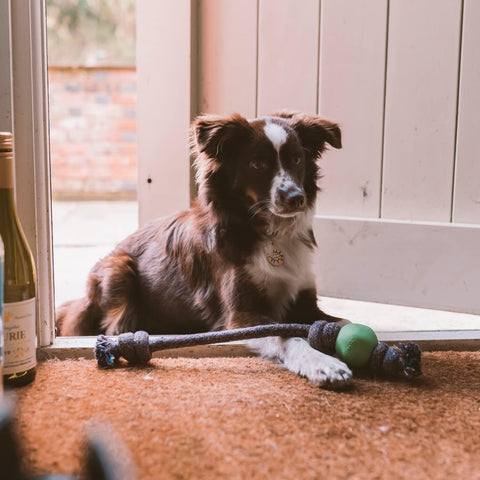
[11,352,480,480]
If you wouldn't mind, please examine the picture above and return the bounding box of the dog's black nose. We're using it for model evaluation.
[287,191,306,209]
[279,187,306,210]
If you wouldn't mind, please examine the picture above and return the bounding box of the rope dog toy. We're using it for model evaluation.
[95,321,422,379]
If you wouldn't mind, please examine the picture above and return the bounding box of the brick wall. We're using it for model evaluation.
[49,66,137,200]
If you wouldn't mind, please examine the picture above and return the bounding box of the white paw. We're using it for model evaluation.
[300,352,352,389]
[283,338,352,389]
[248,337,353,390]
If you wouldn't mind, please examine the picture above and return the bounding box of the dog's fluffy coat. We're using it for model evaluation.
[57,112,352,388]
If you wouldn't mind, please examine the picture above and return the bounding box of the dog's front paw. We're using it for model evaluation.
[302,352,352,390]
[254,337,353,390]
[283,338,353,389]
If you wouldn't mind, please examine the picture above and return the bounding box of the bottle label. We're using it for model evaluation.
[3,298,36,374]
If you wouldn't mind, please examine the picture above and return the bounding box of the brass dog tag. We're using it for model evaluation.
[267,245,284,266]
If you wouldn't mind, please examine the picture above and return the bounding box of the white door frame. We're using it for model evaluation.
[2,0,54,347]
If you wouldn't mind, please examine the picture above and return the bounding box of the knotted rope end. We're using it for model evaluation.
[95,331,153,368]
[95,335,117,369]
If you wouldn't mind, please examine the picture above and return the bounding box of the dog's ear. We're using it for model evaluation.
[288,113,342,159]
[192,113,252,160]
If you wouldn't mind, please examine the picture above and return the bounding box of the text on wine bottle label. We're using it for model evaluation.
[3,298,36,374]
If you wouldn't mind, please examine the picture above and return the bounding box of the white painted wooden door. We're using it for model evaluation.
[315,0,480,314]
[138,0,480,314]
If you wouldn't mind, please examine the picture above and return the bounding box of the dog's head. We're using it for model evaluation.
[192,112,341,221]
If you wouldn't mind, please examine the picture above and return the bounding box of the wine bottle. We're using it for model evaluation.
[0,132,37,387]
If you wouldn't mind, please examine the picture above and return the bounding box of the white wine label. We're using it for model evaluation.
[3,298,37,374]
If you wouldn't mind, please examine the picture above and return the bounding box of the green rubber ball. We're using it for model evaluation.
[335,323,378,368]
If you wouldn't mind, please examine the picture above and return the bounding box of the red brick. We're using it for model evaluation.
[48,67,138,198]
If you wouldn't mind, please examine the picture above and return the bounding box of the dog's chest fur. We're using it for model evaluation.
[245,217,315,319]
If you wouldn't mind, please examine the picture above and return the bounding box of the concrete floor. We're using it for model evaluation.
[52,201,480,332]
[52,201,138,307]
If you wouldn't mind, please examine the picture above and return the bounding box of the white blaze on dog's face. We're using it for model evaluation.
[263,121,288,153]
[262,120,307,217]
[226,117,312,220]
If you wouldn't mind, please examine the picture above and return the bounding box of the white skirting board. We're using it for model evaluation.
[313,216,480,315]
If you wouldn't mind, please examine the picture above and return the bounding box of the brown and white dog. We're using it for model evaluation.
[56,111,352,388]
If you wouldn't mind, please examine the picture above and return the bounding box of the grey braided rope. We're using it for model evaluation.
[96,323,319,367]
[94,321,422,379]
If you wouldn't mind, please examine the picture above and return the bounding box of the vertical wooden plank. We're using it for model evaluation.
[257,0,319,115]
[317,0,388,217]
[10,0,36,248]
[137,0,192,225]
[453,0,480,224]
[0,0,12,131]
[197,0,257,117]
[382,0,462,222]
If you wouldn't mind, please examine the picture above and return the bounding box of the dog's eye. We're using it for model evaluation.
[250,160,267,171]
[293,157,302,165]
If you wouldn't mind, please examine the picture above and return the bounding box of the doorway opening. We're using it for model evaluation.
[46,0,138,308]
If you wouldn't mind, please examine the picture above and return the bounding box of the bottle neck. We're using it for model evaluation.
[0,189,18,237]
[0,151,18,225]
[0,187,16,209]
[0,151,14,189]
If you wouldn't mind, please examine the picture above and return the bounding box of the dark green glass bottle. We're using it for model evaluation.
[0,132,36,388]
